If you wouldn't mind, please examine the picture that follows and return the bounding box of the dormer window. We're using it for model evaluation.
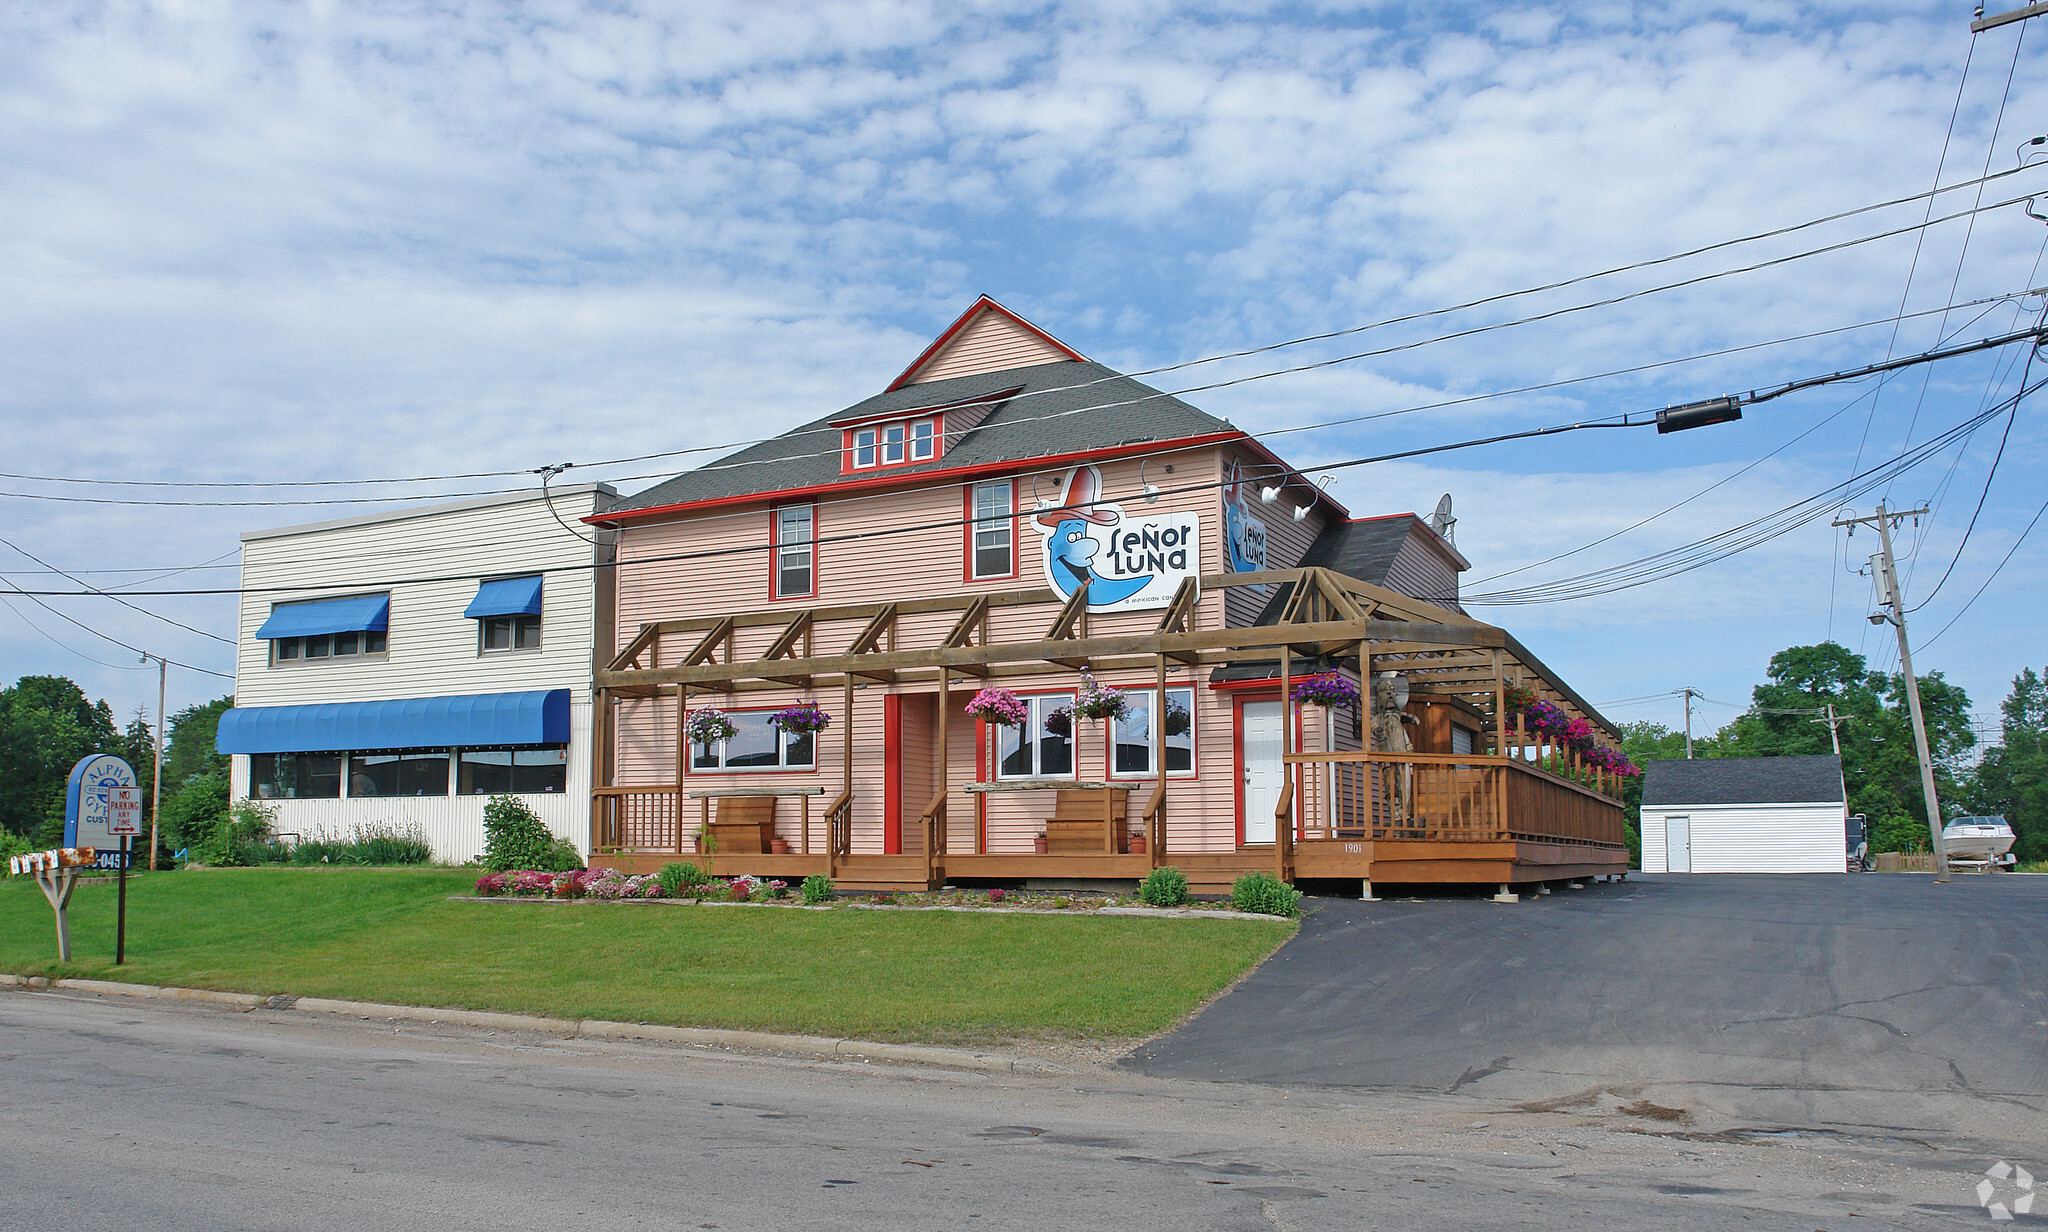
[845,416,939,471]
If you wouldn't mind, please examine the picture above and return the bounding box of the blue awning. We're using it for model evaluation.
[215,689,570,754]
[463,575,544,619]
[255,595,390,640]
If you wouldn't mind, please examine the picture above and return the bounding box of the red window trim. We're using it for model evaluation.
[841,415,942,474]
[993,688,1079,782]
[768,502,817,601]
[961,478,1020,583]
[680,702,822,778]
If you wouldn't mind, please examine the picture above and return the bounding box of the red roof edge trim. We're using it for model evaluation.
[586,431,1247,527]
[885,295,1088,392]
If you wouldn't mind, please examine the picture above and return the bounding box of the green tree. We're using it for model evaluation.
[1960,667,2048,863]
[0,675,120,839]
[1710,643,1974,853]
[165,695,233,789]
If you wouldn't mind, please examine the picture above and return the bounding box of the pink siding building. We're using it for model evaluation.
[587,297,1629,894]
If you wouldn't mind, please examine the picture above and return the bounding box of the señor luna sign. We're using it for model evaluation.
[1032,464,1200,612]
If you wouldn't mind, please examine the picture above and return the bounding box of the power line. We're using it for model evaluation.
[0,532,234,645]
[8,326,2037,605]
[0,576,233,679]
[2,177,2041,505]
[1919,486,2048,649]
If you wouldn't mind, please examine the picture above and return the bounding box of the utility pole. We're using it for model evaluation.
[1680,687,1699,758]
[1809,702,1851,756]
[140,652,166,872]
[1833,503,1948,881]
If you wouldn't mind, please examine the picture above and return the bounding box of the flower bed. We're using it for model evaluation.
[474,869,790,901]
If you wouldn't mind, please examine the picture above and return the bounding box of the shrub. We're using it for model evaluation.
[160,772,230,853]
[192,798,280,867]
[658,861,711,896]
[1230,872,1302,917]
[1139,866,1190,908]
[482,796,559,871]
[799,874,834,905]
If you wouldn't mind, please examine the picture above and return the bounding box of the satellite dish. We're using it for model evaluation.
[1429,493,1456,544]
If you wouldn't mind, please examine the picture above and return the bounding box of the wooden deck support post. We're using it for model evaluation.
[935,670,949,889]
[1491,650,1508,839]
[1278,642,1293,883]
[1357,639,1372,835]
[1153,651,1168,866]
[673,684,690,853]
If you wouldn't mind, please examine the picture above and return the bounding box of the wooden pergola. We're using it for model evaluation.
[589,568,1629,889]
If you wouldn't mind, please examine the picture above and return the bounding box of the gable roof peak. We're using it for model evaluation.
[889,295,1088,391]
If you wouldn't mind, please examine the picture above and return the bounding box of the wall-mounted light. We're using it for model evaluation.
[1259,484,1283,504]
[1138,459,1162,503]
[1292,504,1310,522]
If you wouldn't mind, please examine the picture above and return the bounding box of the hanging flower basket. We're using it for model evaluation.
[1290,672,1359,708]
[1163,698,1192,736]
[1044,706,1074,739]
[1502,684,1537,714]
[1520,699,1570,738]
[964,687,1029,727]
[1562,717,1596,754]
[684,708,737,747]
[1071,672,1129,723]
[768,703,832,735]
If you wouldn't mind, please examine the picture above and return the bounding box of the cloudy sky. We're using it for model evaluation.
[4,1,2045,749]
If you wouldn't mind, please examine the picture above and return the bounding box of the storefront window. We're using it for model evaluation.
[351,751,450,797]
[1110,687,1196,778]
[250,752,343,799]
[997,693,1075,779]
[691,712,814,772]
[458,747,569,794]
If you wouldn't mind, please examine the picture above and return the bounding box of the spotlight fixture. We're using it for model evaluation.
[1138,459,1162,503]
[1259,484,1282,504]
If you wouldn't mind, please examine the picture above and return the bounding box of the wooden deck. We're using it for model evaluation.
[589,750,1628,892]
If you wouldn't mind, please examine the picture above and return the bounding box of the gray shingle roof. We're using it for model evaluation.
[1250,516,1459,623]
[607,360,1235,515]
[1640,755,1846,806]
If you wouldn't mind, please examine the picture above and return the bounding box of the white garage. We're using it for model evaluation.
[1639,755,1849,874]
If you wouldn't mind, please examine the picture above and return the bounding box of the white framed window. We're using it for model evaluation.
[881,422,906,464]
[271,629,388,665]
[1110,687,1197,778]
[970,480,1015,579]
[481,614,541,653]
[852,427,877,468]
[691,711,817,772]
[996,692,1076,780]
[774,504,814,598]
[910,418,936,460]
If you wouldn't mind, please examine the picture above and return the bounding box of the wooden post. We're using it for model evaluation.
[935,671,949,889]
[1278,642,1292,882]
[1358,641,1373,834]
[589,686,609,853]
[1154,652,1168,865]
[1491,650,1508,839]
[673,684,690,853]
[839,673,853,859]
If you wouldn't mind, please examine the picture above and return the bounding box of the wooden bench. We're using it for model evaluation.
[1047,787,1129,854]
[706,796,776,854]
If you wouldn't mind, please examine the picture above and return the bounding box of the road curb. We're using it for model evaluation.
[4,974,1040,1074]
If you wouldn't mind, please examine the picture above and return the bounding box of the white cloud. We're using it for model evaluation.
[1,0,2043,735]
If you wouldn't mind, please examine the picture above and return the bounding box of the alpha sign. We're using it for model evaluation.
[1033,464,1199,612]
[65,754,139,851]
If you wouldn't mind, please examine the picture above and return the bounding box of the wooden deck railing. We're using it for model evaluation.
[1282,752,1625,848]
[592,785,839,856]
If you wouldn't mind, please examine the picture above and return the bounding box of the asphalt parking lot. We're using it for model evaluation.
[1128,873,2048,1139]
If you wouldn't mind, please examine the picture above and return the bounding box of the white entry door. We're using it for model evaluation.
[1242,700,1284,845]
[1667,814,1691,872]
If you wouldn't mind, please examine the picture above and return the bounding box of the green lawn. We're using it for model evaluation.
[1,869,1293,1045]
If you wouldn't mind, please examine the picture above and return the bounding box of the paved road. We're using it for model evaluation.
[1130,873,2048,1141]
[0,989,2013,1230]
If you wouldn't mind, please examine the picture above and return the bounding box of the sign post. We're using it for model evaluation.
[107,786,141,965]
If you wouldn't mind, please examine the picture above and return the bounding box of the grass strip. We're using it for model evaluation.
[2,869,1293,1044]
